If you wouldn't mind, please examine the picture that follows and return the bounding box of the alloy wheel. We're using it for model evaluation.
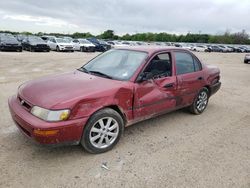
[89,117,119,149]
[196,91,208,111]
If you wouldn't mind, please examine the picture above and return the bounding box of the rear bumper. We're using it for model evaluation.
[8,95,88,145]
[210,82,221,96]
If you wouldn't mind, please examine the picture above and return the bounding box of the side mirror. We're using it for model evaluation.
[137,72,153,83]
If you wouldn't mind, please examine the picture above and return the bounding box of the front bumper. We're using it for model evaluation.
[32,46,50,51]
[8,95,88,145]
[210,82,221,96]
[59,46,74,51]
[0,45,22,51]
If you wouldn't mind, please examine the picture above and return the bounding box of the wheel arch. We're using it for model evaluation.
[204,85,211,97]
[97,105,127,125]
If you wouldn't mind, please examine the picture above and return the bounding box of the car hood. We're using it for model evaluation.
[30,42,47,45]
[18,71,125,109]
[80,43,95,47]
[57,42,73,46]
[1,40,20,45]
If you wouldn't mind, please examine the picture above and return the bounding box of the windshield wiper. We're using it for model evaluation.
[89,70,113,79]
[77,67,90,73]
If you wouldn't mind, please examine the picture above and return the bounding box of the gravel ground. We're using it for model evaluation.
[0,51,249,188]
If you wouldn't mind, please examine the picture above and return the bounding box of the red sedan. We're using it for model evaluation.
[8,47,221,153]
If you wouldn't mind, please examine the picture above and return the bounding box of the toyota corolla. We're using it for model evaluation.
[8,47,221,153]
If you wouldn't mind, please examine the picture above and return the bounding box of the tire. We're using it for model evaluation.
[189,87,209,115]
[244,60,249,64]
[56,46,60,52]
[81,108,124,154]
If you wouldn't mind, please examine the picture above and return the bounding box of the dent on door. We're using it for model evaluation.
[133,77,177,120]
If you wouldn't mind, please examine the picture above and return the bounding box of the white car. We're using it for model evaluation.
[47,38,74,52]
[193,45,210,52]
[72,39,95,52]
[218,45,231,52]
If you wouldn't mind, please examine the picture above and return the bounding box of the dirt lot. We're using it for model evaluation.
[0,51,249,188]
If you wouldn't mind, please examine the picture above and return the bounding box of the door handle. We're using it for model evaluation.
[164,83,174,88]
[197,77,203,80]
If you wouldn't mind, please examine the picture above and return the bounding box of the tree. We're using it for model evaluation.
[99,30,115,39]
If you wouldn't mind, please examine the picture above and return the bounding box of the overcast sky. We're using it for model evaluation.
[0,0,249,35]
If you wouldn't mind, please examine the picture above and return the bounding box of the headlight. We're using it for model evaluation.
[31,106,70,122]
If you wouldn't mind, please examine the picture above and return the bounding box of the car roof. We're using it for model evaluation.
[114,46,189,55]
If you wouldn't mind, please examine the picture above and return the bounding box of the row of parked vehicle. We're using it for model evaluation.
[1,32,250,53]
[0,33,111,52]
[181,44,250,53]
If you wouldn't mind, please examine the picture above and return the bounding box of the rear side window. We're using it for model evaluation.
[174,52,201,75]
[193,57,202,71]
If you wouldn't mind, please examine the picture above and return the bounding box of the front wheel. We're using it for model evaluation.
[189,88,209,115]
[81,108,124,154]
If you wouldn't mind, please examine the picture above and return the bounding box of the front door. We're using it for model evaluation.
[133,52,177,120]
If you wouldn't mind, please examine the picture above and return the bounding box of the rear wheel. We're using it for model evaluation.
[189,88,209,115]
[81,108,124,154]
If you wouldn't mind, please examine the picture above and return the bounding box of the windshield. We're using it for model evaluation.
[0,36,17,42]
[82,49,148,80]
[64,39,71,43]
[79,39,91,44]
[56,38,66,43]
[29,37,44,42]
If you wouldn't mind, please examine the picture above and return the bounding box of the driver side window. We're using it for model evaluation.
[144,53,172,78]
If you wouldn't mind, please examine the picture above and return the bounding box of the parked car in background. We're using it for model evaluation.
[234,46,245,53]
[72,39,95,52]
[241,46,250,52]
[227,46,237,52]
[8,47,221,153]
[244,54,250,64]
[237,46,250,53]
[218,45,231,52]
[22,36,50,52]
[47,38,74,52]
[192,45,211,52]
[0,34,22,52]
[209,45,223,52]
[181,44,193,50]
[87,38,111,52]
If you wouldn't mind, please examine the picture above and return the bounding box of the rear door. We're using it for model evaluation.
[173,51,205,107]
[133,52,177,120]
